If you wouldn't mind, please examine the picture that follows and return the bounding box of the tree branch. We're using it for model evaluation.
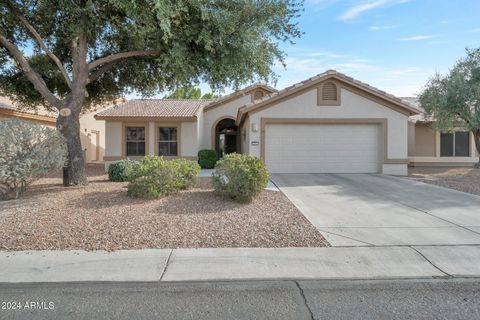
[88,50,161,71]
[88,62,116,83]
[6,0,72,88]
[0,34,62,108]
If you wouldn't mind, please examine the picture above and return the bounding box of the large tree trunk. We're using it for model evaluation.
[57,102,87,186]
[474,130,480,169]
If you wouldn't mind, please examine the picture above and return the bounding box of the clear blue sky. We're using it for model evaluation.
[137,0,480,98]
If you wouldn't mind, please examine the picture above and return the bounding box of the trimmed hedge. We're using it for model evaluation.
[107,160,136,182]
[198,149,218,169]
[212,153,269,203]
[127,156,200,199]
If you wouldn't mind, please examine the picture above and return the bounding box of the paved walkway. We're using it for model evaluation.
[1,246,480,283]
[271,173,480,246]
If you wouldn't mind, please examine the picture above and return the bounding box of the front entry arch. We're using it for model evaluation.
[214,118,239,158]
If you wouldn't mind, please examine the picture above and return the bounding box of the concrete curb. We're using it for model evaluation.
[1,245,479,283]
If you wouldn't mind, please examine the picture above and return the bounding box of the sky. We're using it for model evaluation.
[173,0,480,99]
[267,0,480,98]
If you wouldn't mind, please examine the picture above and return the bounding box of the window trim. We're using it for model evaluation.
[154,123,181,158]
[317,81,341,106]
[157,126,179,157]
[440,131,471,157]
[122,123,149,158]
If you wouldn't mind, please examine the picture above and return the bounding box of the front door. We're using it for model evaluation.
[215,118,239,158]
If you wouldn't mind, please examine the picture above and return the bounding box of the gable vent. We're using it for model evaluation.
[322,82,337,101]
[253,90,264,100]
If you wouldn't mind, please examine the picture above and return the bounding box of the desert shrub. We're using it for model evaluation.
[212,153,269,203]
[127,156,199,199]
[170,158,201,190]
[0,118,67,200]
[107,159,136,182]
[198,149,218,169]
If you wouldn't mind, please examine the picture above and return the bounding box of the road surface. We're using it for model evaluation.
[1,278,479,319]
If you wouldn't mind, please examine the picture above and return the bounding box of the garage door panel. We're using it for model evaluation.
[265,124,380,173]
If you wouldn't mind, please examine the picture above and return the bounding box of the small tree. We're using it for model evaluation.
[420,48,480,168]
[0,118,67,199]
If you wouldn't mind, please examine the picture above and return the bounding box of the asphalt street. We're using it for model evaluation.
[0,279,479,320]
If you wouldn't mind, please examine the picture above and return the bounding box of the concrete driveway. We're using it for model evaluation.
[271,174,480,246]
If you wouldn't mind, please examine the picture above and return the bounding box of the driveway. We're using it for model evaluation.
[271,174,480,246]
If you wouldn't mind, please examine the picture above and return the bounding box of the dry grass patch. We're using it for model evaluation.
[409,167,480,196]
[0,166,328,251]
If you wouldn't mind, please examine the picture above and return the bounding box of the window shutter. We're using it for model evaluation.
[322,82,337,101]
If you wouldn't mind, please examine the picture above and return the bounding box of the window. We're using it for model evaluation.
[158,127,178,156]
[126,127,145,156]
[440,132,470,157]
[318,81,340,105]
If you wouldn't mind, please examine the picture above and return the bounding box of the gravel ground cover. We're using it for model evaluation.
[409,166,480,196]
[0,165,328,251]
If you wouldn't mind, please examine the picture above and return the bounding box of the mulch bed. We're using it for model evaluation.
[409,167,480,196]
[0,166,329,251]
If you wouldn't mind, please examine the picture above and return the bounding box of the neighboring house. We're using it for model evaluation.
[0,96,57,127]
[0,96,113,164]
[97,70,421,175]
[406,97,480,166]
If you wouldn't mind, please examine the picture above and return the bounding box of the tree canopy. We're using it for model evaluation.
[164,85,218,99]
[420,48,480,167]
[0,0,302,111]
[0,0,302,185]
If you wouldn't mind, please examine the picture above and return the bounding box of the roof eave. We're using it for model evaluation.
[94,115,198,122]
[236,73,421,125]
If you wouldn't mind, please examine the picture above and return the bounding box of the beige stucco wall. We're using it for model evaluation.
[104,121,123,157]
[409,124,479,166]
[412,123,436,157]
[245,87,410,175]
[200,94,252,150]
[180,121,198,157]
[80,111,106,163]
[103,120,198,161]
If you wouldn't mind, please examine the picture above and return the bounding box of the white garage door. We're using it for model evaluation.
[265,123,381,173]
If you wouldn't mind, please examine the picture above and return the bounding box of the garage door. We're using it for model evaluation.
[265,123,381,173]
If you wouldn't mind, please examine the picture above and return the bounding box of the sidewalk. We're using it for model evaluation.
[1,245,480,283]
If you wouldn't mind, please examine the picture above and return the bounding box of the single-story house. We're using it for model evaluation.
[0,96,112,164]
[97,70,427,175]
[95,70,480,175]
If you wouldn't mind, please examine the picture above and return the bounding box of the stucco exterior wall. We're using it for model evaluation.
[103,120,198,161]
[201,94,252,150]
[245,87,410,175]
[412,123,436,157]
[181,121,198,157]
[409,125,479,166]
[79,111,106,163]
[104,121,122,157]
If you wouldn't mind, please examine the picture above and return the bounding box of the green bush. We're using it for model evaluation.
[198,149,218,169]
[170,158,201,190]
[212,153,269,203]
[127,156,200,199]
[108,160,136,182]
[0,118,67,200]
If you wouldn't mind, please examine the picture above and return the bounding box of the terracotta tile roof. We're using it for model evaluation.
[237,70,423,124]
[96,99,214,119]
[0,96,58,119]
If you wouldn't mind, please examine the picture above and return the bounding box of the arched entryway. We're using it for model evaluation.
[214,118,239,158]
